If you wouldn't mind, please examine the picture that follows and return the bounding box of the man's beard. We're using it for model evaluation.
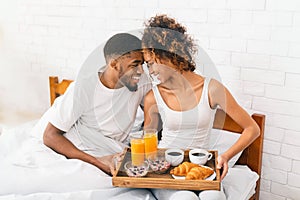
[125,81,138,91]
[119,74,138,92]
[118,65,138,92]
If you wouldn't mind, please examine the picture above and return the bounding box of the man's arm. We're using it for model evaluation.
[43,122,112,175]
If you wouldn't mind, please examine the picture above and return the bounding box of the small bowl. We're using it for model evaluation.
[165,148,184,166]
[148,157,171,174]
[124,161,149,177]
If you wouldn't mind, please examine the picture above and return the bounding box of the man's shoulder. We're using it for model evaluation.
[73,73,98,91]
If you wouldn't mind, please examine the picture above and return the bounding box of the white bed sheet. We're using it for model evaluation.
[0,121,155,200]
[0,121,258,200]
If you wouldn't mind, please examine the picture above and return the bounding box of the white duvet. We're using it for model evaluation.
[0,121,258,200]
[0,121,154,200]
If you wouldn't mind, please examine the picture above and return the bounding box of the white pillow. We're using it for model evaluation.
[209,129,243,168]
[222,165,259,200]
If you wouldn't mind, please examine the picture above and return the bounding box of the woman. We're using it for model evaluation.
[142,14,260,200]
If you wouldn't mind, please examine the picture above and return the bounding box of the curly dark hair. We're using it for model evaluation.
[142,14,197,72]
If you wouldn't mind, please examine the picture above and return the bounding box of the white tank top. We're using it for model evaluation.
[153,78,216,149]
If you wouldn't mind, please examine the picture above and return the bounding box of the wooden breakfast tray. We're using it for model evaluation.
[112,148,220,191]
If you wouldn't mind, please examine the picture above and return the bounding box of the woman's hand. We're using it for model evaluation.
[216,154,229,180]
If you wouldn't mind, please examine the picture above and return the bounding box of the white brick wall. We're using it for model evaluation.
[263,153,292,171]
[1,0,300,199]
[247,40,289,56]
[231,10,253,24]
[252,11,293,26]
[270,56,300,73]
[271,182,300,200]
[260,191,286,200]
[292,161,300,174]
[262,167,288,184]
[263,140,281,155]
[264,126,285,142]
[241,68,285,85]
[265,85,300,102]
[288,173,300,188]
[267,0,300,11]
[289,43,300,57]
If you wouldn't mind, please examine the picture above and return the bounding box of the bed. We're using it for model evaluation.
[48,76,265,200]
[0,76,265,200]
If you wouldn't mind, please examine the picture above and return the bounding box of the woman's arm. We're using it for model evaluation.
[43,122,113,175]
[143,90,160,130]
[208,79,260,179]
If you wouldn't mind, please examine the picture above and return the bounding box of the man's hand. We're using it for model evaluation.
[44,123,117,176]
[96,152,125,176]
[216,155,229,180]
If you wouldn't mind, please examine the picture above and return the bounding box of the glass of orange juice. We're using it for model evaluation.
[143,129,158,160]
[130,136,145,166]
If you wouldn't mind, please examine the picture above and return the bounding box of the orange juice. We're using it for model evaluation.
[130,138,145,166]
[143,130,158,159]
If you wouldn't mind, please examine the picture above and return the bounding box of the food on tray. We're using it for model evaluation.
[148,158,171,174]
[170,161,199,176]
[124,161,149,177]
[185,165,214,180]
[170,161,214,180]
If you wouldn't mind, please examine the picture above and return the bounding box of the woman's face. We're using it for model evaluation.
[143,50,176,84]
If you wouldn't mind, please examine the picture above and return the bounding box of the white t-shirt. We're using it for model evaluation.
[31,71,151,156]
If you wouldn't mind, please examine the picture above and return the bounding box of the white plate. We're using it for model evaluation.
[171,165,216,181]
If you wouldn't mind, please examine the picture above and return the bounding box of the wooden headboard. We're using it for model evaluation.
[213,109,265,200]
[49,76,265,200]
[49,76,73,105]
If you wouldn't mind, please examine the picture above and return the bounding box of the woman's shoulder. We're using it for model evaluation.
[207,78,226,92]
[145,88,155,101]
[144,89,159,108]
[207,78,232,108]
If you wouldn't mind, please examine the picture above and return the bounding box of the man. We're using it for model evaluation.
[43,33,152,175]
[0,33,155,199]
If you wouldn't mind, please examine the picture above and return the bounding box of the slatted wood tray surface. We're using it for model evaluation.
[112,148,220,191]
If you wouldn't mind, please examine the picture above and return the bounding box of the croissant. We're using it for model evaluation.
[185,166,214,180]
[170,162,199,176]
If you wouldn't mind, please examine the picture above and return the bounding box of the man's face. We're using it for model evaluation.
[117,51,144,91]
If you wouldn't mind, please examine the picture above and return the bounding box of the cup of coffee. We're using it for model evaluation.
[165,148,184,166]
[189,149,213,165]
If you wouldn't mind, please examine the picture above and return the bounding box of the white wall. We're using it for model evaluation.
[1,0,300,199]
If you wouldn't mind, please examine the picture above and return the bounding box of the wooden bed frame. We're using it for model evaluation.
[49,76,73,105]
[49,76,265,200]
